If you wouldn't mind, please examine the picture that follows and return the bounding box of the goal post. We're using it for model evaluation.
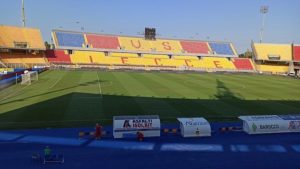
[21,71,38,85]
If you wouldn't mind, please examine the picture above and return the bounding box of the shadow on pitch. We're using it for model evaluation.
[0,79,107,105]
[0,90,300,129]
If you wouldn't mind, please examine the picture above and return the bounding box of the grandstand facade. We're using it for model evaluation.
[0,25,47,68]
[252,42,299,75]
[1,25,300,77]
[45,30,254,72]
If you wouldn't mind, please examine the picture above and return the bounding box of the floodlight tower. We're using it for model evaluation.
[259,6,269,43]
[22,0,26,27]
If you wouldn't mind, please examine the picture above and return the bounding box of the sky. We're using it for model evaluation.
[0,0,299,53]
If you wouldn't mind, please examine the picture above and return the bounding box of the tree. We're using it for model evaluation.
[44,41,51,50]
[239,49,253,58]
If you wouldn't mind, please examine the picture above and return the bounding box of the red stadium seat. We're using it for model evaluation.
[232,58,254,70]
[86,34,120,49]
[180,41,210,54]
[293,45,300,62]
[46,50,71,63]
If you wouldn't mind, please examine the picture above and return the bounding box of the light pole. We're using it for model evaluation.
[21,0,26,27]
[260,6,269,43]
[76,21,84,31]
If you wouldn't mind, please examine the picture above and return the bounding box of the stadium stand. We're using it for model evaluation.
[252,43,292,61]
[180,41,210,54]
[54,31,85,48]
[86,34,120,49]
[256,64,289,74]
[293,44,300,62]
[232,58,254,70]
[52,30,240,57]
[252,42,292,74]
[209,42,235,55]
[0,53,48,67]
[46,50,71,64]
[50,49,241,70]
[48,30,260,72]
[45,49,256,71]
[0,25,47,68]
[0,25,45,49]
[0,26,259,73]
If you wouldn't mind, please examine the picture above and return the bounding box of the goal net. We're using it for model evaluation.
[21,71,38,85]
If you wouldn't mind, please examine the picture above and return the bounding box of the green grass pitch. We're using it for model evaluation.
[0,70,300,129]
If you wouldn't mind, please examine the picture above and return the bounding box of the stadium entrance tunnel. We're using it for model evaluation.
[1,92,300,129]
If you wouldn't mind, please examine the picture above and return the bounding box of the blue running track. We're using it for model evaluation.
[0,122,300,169]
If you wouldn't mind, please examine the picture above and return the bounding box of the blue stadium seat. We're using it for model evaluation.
[55,32,85,47]
[209,43,234,55]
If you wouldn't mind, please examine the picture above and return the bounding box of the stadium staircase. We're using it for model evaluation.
[288,61,295,74]
[0,60,7,68]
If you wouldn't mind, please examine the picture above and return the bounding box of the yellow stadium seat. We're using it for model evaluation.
[143,54,169,59]
[110,52,139,58]
[59,50,240,71]
[101,57,123,65]
[0,57,23,64]
[0,68,14,72]
[157,59,186,67]
[199,57,236,69]
[0,25,45,49]
[122,58,154,66]
[150,39,182,53]
[22,28,45,49]
[256,64,289,74]
[173,55,199,60]
[0,53,47,68]
[70,51,105,64]
[118,37,152,51]
[253,43,292,61]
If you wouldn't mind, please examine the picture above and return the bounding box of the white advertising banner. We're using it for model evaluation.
[177,117,211,137]
[113,115,160,138]
[239,115,300,134]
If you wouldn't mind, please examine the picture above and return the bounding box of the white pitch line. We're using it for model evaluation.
[0,84,30,102]
[49,72,65,89]
[96,72,103,98]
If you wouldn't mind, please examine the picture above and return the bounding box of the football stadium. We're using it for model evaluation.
[0,1,300,169]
